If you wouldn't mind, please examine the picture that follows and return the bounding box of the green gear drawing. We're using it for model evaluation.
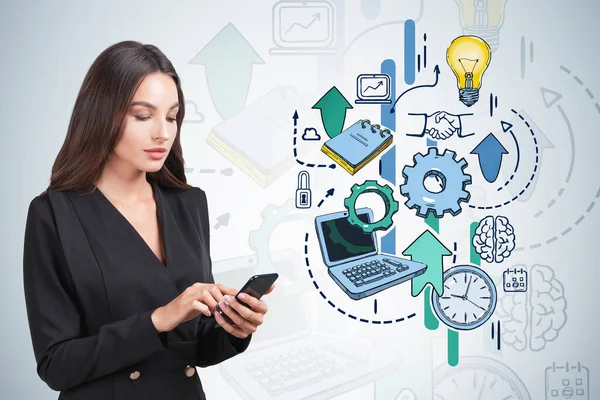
[248,199,312,273]
[343,180,399,233]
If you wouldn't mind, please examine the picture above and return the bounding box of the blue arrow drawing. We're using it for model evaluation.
[471,133,509,183]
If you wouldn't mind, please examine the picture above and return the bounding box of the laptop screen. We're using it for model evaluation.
[319,212,376,262]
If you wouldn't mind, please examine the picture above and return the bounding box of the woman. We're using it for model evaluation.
[23,41,272,400]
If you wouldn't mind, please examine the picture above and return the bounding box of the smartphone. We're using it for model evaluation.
[215,273,279,322]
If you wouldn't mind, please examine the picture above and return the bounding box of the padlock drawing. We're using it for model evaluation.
[295,170,312,208]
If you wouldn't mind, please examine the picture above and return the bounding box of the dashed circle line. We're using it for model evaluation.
[515,185,600,251]
[497,174,516,192]
[303,233,417,324]
[468,109,540,210]
[514,65,600,250]
[536,65,591,218]
[533,188,563,218]
[293,127,336,169]
[560,65,600,116]
[497,130,520,192]
[453,242,457,264]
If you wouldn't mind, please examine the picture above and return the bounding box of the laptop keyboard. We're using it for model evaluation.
[342,258,409,287]
[245,345,367,396]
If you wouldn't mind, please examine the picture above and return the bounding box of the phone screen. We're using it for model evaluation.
[237,273,278,301]
[215,273,278,321]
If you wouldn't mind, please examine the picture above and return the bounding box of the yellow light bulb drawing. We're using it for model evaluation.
[447,35,491,107]
[454,0,508,52]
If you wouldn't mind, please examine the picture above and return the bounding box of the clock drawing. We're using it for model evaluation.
[431,264,497,330]
[434,356,531,399]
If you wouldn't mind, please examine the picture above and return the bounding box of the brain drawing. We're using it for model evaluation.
[473,215,516,263]
[496,264,567,351]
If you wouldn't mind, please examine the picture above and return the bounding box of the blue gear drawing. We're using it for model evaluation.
[400,147,472,218]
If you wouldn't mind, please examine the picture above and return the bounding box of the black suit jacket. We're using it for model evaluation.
[23,181,251,399]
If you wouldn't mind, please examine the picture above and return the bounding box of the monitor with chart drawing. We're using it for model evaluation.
[355,74,392,104]
[271,1,336,53]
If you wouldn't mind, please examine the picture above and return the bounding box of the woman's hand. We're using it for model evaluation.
[214,284,274,339]
[151,282,237,333]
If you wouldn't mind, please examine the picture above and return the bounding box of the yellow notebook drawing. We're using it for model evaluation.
[321,119,394,175]
[206,86,304,188]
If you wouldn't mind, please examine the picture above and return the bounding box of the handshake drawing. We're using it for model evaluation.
[408,111,474,140]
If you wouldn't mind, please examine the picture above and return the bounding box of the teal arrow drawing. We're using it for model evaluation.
[190,23,264,120]
[312,86,353,138]
[403,230,452,297]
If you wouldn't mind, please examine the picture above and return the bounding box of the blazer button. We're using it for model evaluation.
[129,371,141,380]
[184,365,196,378]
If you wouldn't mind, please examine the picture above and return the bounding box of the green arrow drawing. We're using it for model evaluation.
[312,86,353,138]
[470,221,481,265]
[423,214,440,330]
[403,229,452,297]
[190,23,264,120]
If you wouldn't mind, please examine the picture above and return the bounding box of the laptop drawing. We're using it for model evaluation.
[215,250,403,399]
[315,207,427,300]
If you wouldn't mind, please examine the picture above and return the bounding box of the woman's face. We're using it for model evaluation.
[112,72,179,173]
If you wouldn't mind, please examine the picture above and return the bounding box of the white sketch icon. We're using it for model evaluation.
[545,362,589,399]
[270,1,336,55]
[503,267,528,292]
[355,74,391,104]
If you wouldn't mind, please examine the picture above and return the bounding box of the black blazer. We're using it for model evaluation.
[23,181,251,400]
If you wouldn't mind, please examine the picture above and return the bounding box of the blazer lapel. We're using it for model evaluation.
[93,181,169,270]
[47,189,113,330]
[54,187,181,321]
[46,184,209,332]
[154,183,209,291]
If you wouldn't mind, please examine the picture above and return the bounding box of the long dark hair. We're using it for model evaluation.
[48,40,191,193]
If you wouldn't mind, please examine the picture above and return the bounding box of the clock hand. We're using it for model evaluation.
[476,374,487,400]
[450,294,464,299]
[467,298,486,311]
[464,276,473,297]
